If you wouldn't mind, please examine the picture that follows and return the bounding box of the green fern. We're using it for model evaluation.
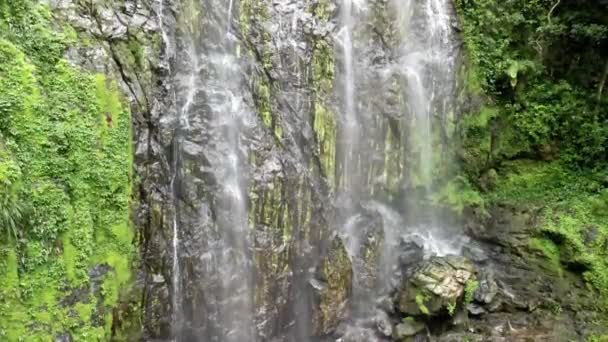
[0,186,24,241]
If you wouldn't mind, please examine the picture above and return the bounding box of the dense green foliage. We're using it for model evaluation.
[0,1,134,340]
[457,0,608,166]
[456,0,608,311]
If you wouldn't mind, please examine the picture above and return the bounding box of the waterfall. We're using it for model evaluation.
[158,0,182,337]
[334,0,461,335]
[213,13,254,338]
[170,154,181,340]
[341,0,357,190]
[337,0,369,320]
[395,0,461,246]
[226,0,234,34]
[164,0,460,339]
[171,30,198,341]
[397,0,457,190]
[157,0,172,58]
[170,0,254,340]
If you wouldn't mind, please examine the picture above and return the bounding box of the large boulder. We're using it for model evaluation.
[398,256,476,316]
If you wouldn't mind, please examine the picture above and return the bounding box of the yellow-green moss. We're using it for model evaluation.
[239,0,283,140]
[529,237,563,276]
[310,30,337,188]
[313,102,337,188]
[415,291,431,316]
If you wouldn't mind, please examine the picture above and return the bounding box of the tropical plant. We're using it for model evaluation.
[0,185,24,241]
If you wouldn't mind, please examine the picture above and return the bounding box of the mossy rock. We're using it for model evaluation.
[398,256,475,317]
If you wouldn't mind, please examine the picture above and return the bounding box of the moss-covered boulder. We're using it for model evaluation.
[397,256,475,316]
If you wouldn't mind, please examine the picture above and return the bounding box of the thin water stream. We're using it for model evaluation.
[170,0,253,340]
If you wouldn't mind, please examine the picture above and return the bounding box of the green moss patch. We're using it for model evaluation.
[0,2,135,340]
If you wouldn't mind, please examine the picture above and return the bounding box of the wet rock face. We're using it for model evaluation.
[394,240,426,287]
[137,0,339,338]
[393,318,425,340]
[398,256,475,317]
[336,326,386,342]
[465,205,540,250]
[53,0,160,113]
[450,205,608,341]
[473,269,497,305]
[133,0,468,338]
[354,212,384,293]
[312,235,353,337]
[373,310,393,338]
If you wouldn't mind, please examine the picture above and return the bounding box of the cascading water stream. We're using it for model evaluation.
[226,0,234,34]
[337,0,363,192]
[205,1,254,340]
[170,1,204,336]
[171,43,199,341]
[336,0,461,336]
[157,0,182,338]
[395,0,461,245]
[157,0,171,57]
[169,0,254,339]
[170,158,181,340]
[337,0,368,319]
[342,0,356,187]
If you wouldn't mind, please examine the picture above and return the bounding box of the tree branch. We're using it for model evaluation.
[548,0,561,25]
[597,59,608,103]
